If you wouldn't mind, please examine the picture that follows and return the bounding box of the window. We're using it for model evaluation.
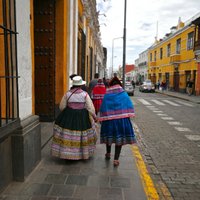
[176,38,181,54]
[167,43,171,57]
[187,31,194,50]
[0,0,19,128]
[160,48,163,59]
[154,51,157,61]
[150,53,152,62]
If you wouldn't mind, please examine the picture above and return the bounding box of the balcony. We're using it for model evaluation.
[170,54,180,63]
[149,61,156,67]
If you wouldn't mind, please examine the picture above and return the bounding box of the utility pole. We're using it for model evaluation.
[122,0,127,89]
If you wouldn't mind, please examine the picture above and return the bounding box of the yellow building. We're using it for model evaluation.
[148,16,198,94]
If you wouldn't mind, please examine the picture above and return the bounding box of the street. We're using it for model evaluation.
[132,88,200,200]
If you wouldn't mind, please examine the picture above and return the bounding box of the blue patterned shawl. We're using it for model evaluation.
[99,85,135,121]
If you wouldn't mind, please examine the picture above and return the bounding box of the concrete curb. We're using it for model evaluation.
[155,90,200,104]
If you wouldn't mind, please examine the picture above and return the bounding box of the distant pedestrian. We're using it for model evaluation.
[88,73,99,96]
[91,78,106,115]
[186,78,194,96]
[156,80,160,90]
[51,76,97,160]
[99,76,136,167]
[131,80,135,88]
[161,81,166,92]
[103,77,109,88]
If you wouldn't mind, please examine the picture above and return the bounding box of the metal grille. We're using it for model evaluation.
[0,0,19,128]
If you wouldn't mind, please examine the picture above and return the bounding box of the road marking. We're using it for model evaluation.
[153,110,163,113]
[174,127,191,132]
[157,113,168,116]
[175,100,194,107]
[162,100,180,106]
[131,145,159,200]
[151,99,165,105]
[185,135,200,141]
[147,107,159,111]
[138,99,151,105]
[168,121,182,125]
[146,106,156,109]
[161,117,174,120]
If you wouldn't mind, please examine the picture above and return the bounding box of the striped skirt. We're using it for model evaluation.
[100,117,136,145]
[51,107,97,160]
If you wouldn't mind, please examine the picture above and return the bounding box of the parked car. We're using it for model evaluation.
[139,80,155,92]
[125,82,134,96]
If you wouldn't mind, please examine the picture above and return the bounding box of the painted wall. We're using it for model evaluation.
[16,0,33,119]
[148,24,197,90]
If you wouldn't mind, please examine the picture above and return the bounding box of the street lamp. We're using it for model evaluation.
[122,0,127,89]
[111,37,123,77]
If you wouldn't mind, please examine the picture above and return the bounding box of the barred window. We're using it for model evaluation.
[160,48,163,59]
[154,51,157,61]
[167,43,171,57]
[150,53,152,62]
[0,0,19,128]
[176,38,181,54]
[187,31,194,50]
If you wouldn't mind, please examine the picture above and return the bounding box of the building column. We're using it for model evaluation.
[68,0,78,80]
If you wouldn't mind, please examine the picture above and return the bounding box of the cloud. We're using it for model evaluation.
[139,23,153,31]
[96,0,200,70]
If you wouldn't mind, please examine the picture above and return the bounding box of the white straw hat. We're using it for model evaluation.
[72,76,86,86]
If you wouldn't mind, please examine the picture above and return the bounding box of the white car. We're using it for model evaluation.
[125,82,134,96]
[139,80,155,92]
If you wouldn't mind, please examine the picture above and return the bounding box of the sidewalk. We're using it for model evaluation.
[155,89,200,104]
[0,125,149,200]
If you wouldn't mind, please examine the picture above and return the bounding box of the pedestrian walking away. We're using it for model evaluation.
[186,78,194,96]
[69,73,88,92]
[91,78,106,115]
[99,76,136,167]
[51,76,97,160]
[88,73,99,96]
[131,79,135,89]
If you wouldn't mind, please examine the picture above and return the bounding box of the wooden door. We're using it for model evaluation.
[174,72,179,92]
[34,0,55,121]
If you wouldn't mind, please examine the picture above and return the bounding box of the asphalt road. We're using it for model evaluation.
[131,88,200,200]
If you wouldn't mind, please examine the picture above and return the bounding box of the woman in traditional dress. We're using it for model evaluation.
[99,76,136,166]
[51,76,97,160]
[91,78,106,115]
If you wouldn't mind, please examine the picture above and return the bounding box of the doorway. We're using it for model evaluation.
[34,0,56,121]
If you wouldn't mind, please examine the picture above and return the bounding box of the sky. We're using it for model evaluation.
[96,0,200,72]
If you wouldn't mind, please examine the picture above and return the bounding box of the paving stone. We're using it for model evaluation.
[80,167,99,176]
[31,197,57,200]
[98,187,123,200]
[65,175,88,185]
[87,175,110,187]
[61,166,81,175]
[73,186,98,199]
[110,177,131,188]
[123,188,147,200]
[49,185,75,197]
[20,183,51,196]
[58,198,82,200]
[44,174,67,184]
[0,196,30,200]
